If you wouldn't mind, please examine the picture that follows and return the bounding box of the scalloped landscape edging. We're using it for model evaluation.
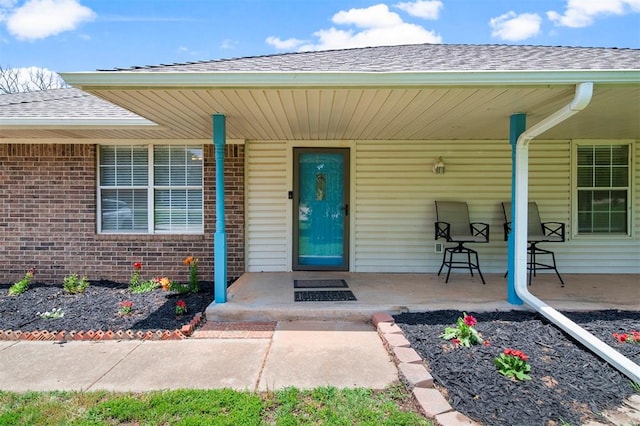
[0,312,203,342]
[372,312,480,426]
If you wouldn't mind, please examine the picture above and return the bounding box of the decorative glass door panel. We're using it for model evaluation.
[293,148,349,270]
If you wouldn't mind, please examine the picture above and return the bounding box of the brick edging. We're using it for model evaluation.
[372,312,480,426]
[0,312,204,342]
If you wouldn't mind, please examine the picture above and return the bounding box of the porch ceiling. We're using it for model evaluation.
[75,84,640,141]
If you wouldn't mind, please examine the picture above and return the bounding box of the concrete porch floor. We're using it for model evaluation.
[205,272,639,322]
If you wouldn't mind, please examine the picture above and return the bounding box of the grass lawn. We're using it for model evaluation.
[0,385,431,425]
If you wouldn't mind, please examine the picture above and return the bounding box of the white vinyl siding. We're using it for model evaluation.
[354,140,513,273]
[245,139,639,274]
[245,141,289,271]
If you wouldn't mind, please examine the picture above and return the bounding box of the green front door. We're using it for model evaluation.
[293,148,350,270]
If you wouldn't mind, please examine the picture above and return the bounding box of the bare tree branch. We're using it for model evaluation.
[0,65,68,93]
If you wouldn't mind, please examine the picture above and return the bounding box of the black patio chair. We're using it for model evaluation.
[434,201,489,284]
[502,201,565,287]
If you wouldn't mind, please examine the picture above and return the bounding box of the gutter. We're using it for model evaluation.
[60,70,640,89]
[513,81,640,383]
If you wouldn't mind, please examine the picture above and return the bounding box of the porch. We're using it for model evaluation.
[205,272,640,322]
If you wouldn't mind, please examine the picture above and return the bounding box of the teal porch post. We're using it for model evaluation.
[213,114,227,303]
[508,113,526,305]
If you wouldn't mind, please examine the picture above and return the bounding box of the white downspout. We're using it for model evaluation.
[514,81,640,383]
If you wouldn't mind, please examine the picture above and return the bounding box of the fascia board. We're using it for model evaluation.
[61,70,640,88]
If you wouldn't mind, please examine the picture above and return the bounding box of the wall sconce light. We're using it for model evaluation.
[432,156,445,174]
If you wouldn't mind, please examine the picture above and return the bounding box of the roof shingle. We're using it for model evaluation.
[103,44,640,73]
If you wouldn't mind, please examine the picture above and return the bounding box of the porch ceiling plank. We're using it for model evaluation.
[330,89,367,140]
[345,89,395,140]
[100,89,204,139]
[547,86,640,140]
[317,89,338,140]
[254,90,296,140]
[303,89,323,139]
[381,90,449,140]
[404,88,484,139]
[225,90,279,139]
[356,89,420,140]
[276,90,306,139]
[208,89,267,139]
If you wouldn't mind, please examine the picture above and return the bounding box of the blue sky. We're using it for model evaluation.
[1,0,639,73]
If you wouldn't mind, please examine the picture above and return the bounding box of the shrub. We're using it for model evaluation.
[8,267,36,296]
[63,274,89,294]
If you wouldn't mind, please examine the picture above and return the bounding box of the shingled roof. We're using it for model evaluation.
[105,44,640,73]
[0,87,144,120]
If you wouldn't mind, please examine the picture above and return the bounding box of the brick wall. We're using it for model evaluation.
[0,143,245,284]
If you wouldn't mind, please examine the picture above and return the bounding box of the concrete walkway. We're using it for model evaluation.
[0,321,397,393]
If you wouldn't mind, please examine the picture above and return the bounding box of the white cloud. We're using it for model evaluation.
[6,0,95,41]
[490,11,542,41]
[271,3,441,52]
[394,0,443,19]
[332,3,403,28]
[547,0,640,28]
[220,39,238,49]
[265,36,306,50]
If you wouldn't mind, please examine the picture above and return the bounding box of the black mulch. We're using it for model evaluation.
[294,290,357,302]
[293,279,349,289]
[0,280,216,333]
[394,310,640,426]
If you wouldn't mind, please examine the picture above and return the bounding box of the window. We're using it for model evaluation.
[99,145,203,234]
[574,142,631,235]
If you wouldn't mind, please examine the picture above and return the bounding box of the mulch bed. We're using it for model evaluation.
[0,280,215,338]
[394,310,640,426]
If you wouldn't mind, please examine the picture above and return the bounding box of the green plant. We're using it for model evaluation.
[440,312,484,347]
[183,256,199,293]
[118,300,134,316]
[129,262,143,289]
[169,282,190,294]
[63,274,89,294]
[8,267,36,296]
[175,300,187,316]
[494,348,531,381]
[129,279,159,294]
[38,308,64,319]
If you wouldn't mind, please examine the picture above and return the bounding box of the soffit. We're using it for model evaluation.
[76,84,639,141]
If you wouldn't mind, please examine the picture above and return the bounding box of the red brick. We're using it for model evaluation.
[0,144,245,283]
[413,388,453,418]
[435,411,481,426]
[371,312,394,327]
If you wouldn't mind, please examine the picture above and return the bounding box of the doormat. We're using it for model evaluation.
[293,279,348,289]
[294,290,357,302]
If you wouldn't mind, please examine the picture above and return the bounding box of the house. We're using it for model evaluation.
[1,44,639,302]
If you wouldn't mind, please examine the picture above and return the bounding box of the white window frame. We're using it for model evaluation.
[97,144,204,235]
[571,139,634,239]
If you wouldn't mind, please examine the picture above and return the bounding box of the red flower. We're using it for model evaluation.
[483,340,491,346]
[618,333,628,342]
[463,315,477,327]
[504,348,528,361]
[177,300,187,309]
[133,262,143,270]
[451,338,461,345]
